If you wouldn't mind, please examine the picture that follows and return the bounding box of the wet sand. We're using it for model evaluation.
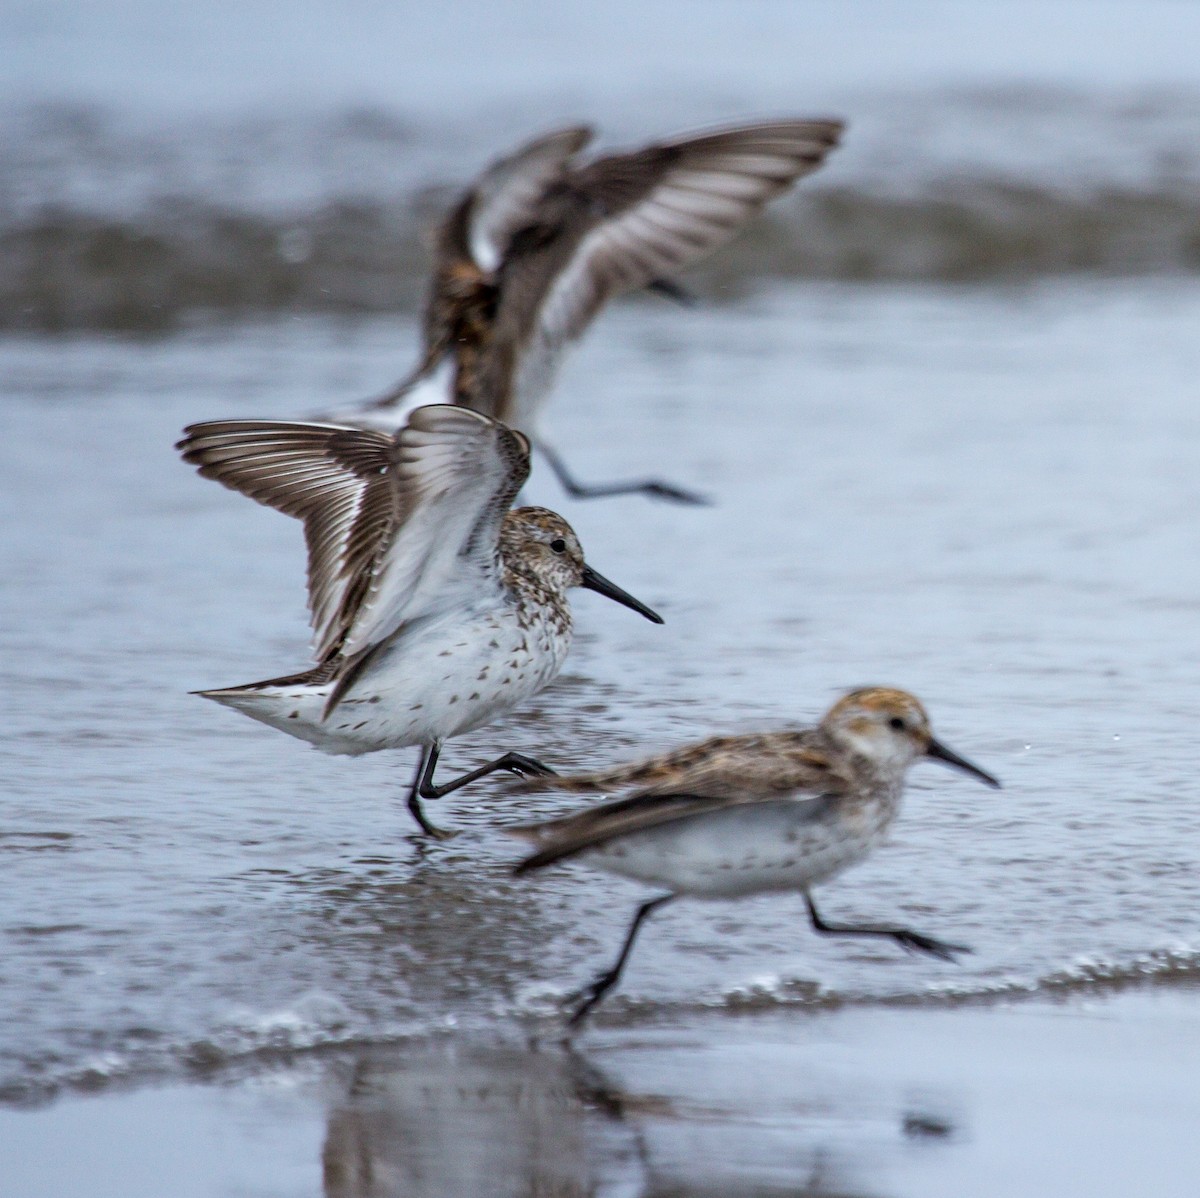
[5,990,1199,1197]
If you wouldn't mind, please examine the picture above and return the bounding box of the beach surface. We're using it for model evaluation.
[6,992,1200,1197]
[4,1,1200,1193]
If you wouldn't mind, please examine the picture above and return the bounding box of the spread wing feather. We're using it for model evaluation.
[466,125,594,272]
[177,405,530,661]
[355,406,529,658]
[497,119,844,424]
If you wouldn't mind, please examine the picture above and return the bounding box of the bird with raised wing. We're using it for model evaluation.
[508,687,999,1025]
[325,118,844,503]
[177,404,663,838]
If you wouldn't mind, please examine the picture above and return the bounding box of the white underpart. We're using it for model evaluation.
[203,597,572,756]
[582,794,902,899]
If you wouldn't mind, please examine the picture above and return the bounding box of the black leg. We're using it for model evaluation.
[568,895,675,1028]
[536,441,712,507]
[364,366,423,410]
[416,742,556,798]
[404,744,452,839]
[804,892,970,963]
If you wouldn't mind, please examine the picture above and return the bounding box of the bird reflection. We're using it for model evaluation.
[321,1042,629,1197]
[319,1036,945,1197]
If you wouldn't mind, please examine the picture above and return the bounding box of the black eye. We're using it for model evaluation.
[888,716,906,731]
[549,538,567,553]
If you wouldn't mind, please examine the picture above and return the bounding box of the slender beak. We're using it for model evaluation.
[926,737,1001,789]
[580,564,664,624]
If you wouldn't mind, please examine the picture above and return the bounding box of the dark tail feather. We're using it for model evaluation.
[195,660,336,698]
[321,643,380,718]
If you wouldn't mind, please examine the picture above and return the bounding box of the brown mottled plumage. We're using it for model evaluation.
[514,731,848,800]
[507,688,1000,1025]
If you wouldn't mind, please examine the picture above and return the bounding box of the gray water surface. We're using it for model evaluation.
[7,0,1200,332]
[3,278,1200,1101]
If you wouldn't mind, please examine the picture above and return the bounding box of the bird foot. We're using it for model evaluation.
[405,823,458,843]
[500,753,557,778]
[564,969,619,1027]
[894,929,971,962]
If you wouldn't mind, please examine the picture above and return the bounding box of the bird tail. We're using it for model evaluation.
[193,664,349,749]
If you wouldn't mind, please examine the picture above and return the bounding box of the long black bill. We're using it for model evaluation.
[926,737,1001,789]
[580,564,664,624]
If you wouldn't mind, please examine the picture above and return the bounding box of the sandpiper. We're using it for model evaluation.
[325,118,844,503]
[177,404,663,838]
[508,687,999,1025]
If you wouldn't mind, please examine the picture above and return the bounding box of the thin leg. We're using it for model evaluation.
[405,744,451,839]
[370,382,407,407]
[403,741,557,838]
[416,742,556,798]
[804,892,970,962]
[536,441,711,507]
[568,895,675,1028]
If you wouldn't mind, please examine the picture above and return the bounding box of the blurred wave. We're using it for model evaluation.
[5,89,1200,332]
[7,183,1200,333]
[10,945,1200,1106]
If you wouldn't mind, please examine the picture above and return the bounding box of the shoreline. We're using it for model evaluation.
[4,987,1199,1197]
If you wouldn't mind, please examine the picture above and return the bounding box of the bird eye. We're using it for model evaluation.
[549,538,567,553]
[888,716,906,731]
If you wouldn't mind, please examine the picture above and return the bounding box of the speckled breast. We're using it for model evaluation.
[329,600,573,750]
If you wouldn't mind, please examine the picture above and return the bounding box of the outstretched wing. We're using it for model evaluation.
[403,127,594,422]
[491,119,844,423]
[177,405,530,660]
[465,125,594,272]
[351,405,530,659]
[177,419,395,659]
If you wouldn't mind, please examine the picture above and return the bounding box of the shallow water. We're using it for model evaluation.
[4,277,1200,1102]
[6,992,1200,1197]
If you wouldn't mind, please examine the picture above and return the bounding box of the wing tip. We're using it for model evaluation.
[403,403,531,475]
[406,403,494,432]
[512,844,563,876]
[661,113,844,136]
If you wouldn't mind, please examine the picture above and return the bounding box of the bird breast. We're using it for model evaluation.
[346,601,573,744]
[583,791,902,899]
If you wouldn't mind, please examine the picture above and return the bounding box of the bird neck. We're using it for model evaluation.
[500,554,573,635]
